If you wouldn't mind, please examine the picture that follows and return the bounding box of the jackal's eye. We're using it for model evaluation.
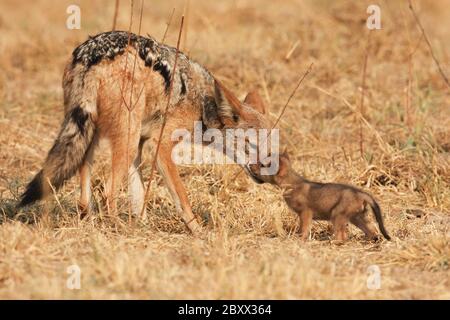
[233,114,239,122]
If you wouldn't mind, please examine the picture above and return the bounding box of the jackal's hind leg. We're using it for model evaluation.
[106,134,140,217]
[128,138,147,220]
[79,135,98,217]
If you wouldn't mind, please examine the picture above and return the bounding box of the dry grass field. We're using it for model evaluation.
[0,0,449,299]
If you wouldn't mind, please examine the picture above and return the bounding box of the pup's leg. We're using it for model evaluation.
[332,213,348,241]
[299,209,313,241]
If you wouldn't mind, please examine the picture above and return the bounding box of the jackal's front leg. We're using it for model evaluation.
[156,143,202,235]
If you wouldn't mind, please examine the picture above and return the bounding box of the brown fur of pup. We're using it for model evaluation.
[247,154,391,241]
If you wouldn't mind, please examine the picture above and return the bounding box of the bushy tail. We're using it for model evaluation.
[364,194,391,240]
[18,106,95,207]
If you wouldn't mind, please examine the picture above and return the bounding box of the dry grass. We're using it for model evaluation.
[0,0,449,299]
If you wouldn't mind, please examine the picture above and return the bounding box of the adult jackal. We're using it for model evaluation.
[19,31,271,235]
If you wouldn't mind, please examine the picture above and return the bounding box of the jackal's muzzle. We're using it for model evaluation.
[244,163,265,184]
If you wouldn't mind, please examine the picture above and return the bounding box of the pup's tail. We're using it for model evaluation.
[364,193,391,240]
[18,106,96,207]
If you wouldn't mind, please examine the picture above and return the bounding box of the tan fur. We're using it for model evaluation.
[248,154,391,241]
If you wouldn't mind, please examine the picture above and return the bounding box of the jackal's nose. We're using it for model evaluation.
[244,163,264,184]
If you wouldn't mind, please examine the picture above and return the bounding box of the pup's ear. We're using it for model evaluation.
[244,90,267,115]
[214,79,243,126]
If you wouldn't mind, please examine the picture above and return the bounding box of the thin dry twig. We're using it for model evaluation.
[126,0,145,224]
[401,8,414,129]
[114,0,134,220]
[102,0,135,218]
[112,0,120,31]
[161,8,175,44]
[143,8,175,84]
[285,40,300,61]
[46,178,64,215]
[127,0,145,113]
[408,0,450,88]
[359,32,371,158]
[230,63,313,182]
[118,0,135,112]
[141,16,185,219]
[271,63,313,130]
[182,0,190,52]
[109,0,143,222]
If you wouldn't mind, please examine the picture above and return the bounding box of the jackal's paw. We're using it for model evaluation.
[299,233,310,242]
[77,202,91,220]
[184,217,202,236]
[190,225,205,238]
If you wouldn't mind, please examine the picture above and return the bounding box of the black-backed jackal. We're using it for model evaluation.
[18,31,270,234]
[246,153,391,241]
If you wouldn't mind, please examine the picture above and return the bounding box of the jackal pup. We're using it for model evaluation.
[246,153,391,241]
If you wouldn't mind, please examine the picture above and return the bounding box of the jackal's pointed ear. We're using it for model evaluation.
[281,147,290,160]
[278,155,290,177]
[244,90,267,115]
[214,79,243,126]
